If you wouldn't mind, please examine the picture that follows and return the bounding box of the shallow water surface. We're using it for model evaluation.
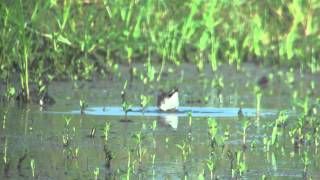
[60,106,276,117]
[0,64,319,179]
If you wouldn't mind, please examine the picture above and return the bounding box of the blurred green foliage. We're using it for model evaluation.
[0,0,319,82]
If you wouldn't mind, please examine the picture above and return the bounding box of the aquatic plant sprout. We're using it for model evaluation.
[30,159,35,177]
[241,118,250,146]
[93,167,99,180]
[104,122,110,142]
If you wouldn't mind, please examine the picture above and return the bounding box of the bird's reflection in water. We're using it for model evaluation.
[157,114,179,130]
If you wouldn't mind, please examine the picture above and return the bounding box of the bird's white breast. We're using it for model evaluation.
[159,92,179,111]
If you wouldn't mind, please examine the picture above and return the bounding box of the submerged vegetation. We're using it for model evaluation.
[0,0,320,179]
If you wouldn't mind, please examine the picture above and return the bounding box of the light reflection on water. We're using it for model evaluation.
[49,106,277,130]
[69,106,276,117]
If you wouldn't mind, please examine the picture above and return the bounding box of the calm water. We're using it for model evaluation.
[0,64,319,179]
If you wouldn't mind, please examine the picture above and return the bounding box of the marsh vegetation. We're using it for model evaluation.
[0,0,320,179]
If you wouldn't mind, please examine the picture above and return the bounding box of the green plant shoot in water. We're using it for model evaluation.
[140,94,150,111]
[30,159,35,177]
[121,80,132,117]
[132,131,146,163]
[254,86,262,117]
[242,118,250,147]
[93,167,99,180]
[104,122,110,142]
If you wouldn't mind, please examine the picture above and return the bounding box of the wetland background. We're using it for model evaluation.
[0,0,320,179]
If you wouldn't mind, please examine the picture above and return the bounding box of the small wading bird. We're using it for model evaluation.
[157,88,179,111]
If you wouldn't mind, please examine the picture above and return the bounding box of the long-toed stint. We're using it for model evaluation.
[157,88,179,111]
